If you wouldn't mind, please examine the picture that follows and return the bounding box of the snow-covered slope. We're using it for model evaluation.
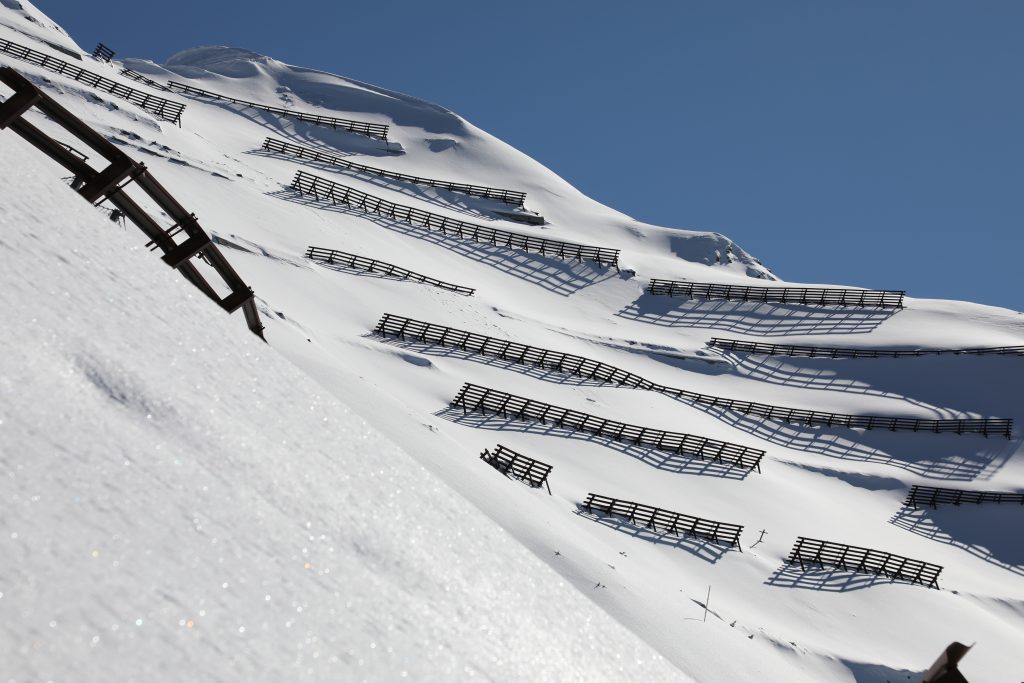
[2,2,1022,681]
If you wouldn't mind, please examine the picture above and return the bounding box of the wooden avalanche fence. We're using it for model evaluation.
[450,382,765,472]
[120,67,173,92]
[480,445,552,490]
[291,170,620,268]
[166,82,388,139]
[0,37,185,124]
[375,314,1012,437]
[786,537,942,588]
[708,337,1024,359]
[0,67,263,338]
[648,278,905,309]
[903,485,1024,509]
[306,246,474,295]
[264,136,526,206]
[583,493,743,549]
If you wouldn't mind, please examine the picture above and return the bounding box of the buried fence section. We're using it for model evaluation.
[306,246,474,295]
[0,37,185,124]
[450,382,765,473]
[0,66,263,338]
[708,337,1024,359]
[480,445,552,491]
[903,485,1024,509]
[375,314,1012,437]
[290,170,620,268]
[648,279,905,309]
[263,136,526,206]
[786,536,942,588]
[583,493,743,549]
[166,82,388,139]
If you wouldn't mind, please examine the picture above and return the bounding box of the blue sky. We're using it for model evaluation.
[36,1,1022,311]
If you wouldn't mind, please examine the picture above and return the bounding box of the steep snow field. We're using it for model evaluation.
[2,2,1022,681]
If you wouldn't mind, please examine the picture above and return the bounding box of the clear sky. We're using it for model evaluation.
[34,1,1022,311]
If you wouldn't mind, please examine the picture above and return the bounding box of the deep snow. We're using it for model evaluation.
[1,2,1022,681]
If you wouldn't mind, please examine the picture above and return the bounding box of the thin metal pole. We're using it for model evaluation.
[703,586,711,623]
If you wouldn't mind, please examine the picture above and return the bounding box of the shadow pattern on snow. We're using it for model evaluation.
[381,338,1012,480]
[250,148,506,221]
[573,506,731,563]
[764,563,910,592]
[434,407,750,480]
[617,294,897,336]
[708,408,1018,481]
[271,189,613,297]
[889,507,1024,576]
[710,352,1024,418]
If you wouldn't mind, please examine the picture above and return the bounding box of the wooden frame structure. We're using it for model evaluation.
[786,536,942,588]
[264,136,525,206]
[306,246,474,295]
[0,37,184,124]
[166,81,388,139]
[480,445,552,491]
[903,485,1024,509]
[583,493,743,549]
[450,382,765,472]
[708,337,1024,359]
[0,66,263,338]
[648,278,905,309]
[375,314,1012,437]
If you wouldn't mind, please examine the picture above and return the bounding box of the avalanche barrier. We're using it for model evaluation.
[583,493,743,549]
[647,278,905,309]
[786,536,942,588]
[306,246,474,295]
[903,485,1024,509]
[708,337,1024,358]
[480,445,552,491]
[375,314,1012,437]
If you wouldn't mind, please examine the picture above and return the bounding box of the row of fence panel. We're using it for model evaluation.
[450,382,765,472]
[648,279,905,309]
[291,170,620,268]
[264,136,525,206]
[306,246,474,295]
[375,314,1012,437]
[903,485,1024,509]
[708,337,1024,358]
[584,493,743,548]
[480,445,552,489]
[787,537,942,588]
[0,37,185,123]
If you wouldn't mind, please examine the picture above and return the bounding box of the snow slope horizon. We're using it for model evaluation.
[2,2,1023,681]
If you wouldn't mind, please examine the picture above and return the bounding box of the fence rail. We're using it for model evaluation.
[480,445,552,490]
[0,37,185,124]
[709,337,1024,359]
[166,81,388,139]
[648,279,905,309]
[92,43,114,63]
[119,67,172,92]
[306,246,474,295]
[450,382,765,472]
[903,485,1024,509]
[584,493,743,548]
[787,536,942,588]
[264,136,525,206]
[291,170,619,268]
[0,66,262,338]
[375,314,1012,437]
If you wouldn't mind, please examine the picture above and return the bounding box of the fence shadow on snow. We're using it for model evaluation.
[617,294,898,336]
[270,188,614,297]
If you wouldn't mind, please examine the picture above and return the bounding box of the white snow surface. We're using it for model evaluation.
[2,2,1023,681]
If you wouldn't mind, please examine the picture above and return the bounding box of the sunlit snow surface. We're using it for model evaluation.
[1,2,1023,681]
